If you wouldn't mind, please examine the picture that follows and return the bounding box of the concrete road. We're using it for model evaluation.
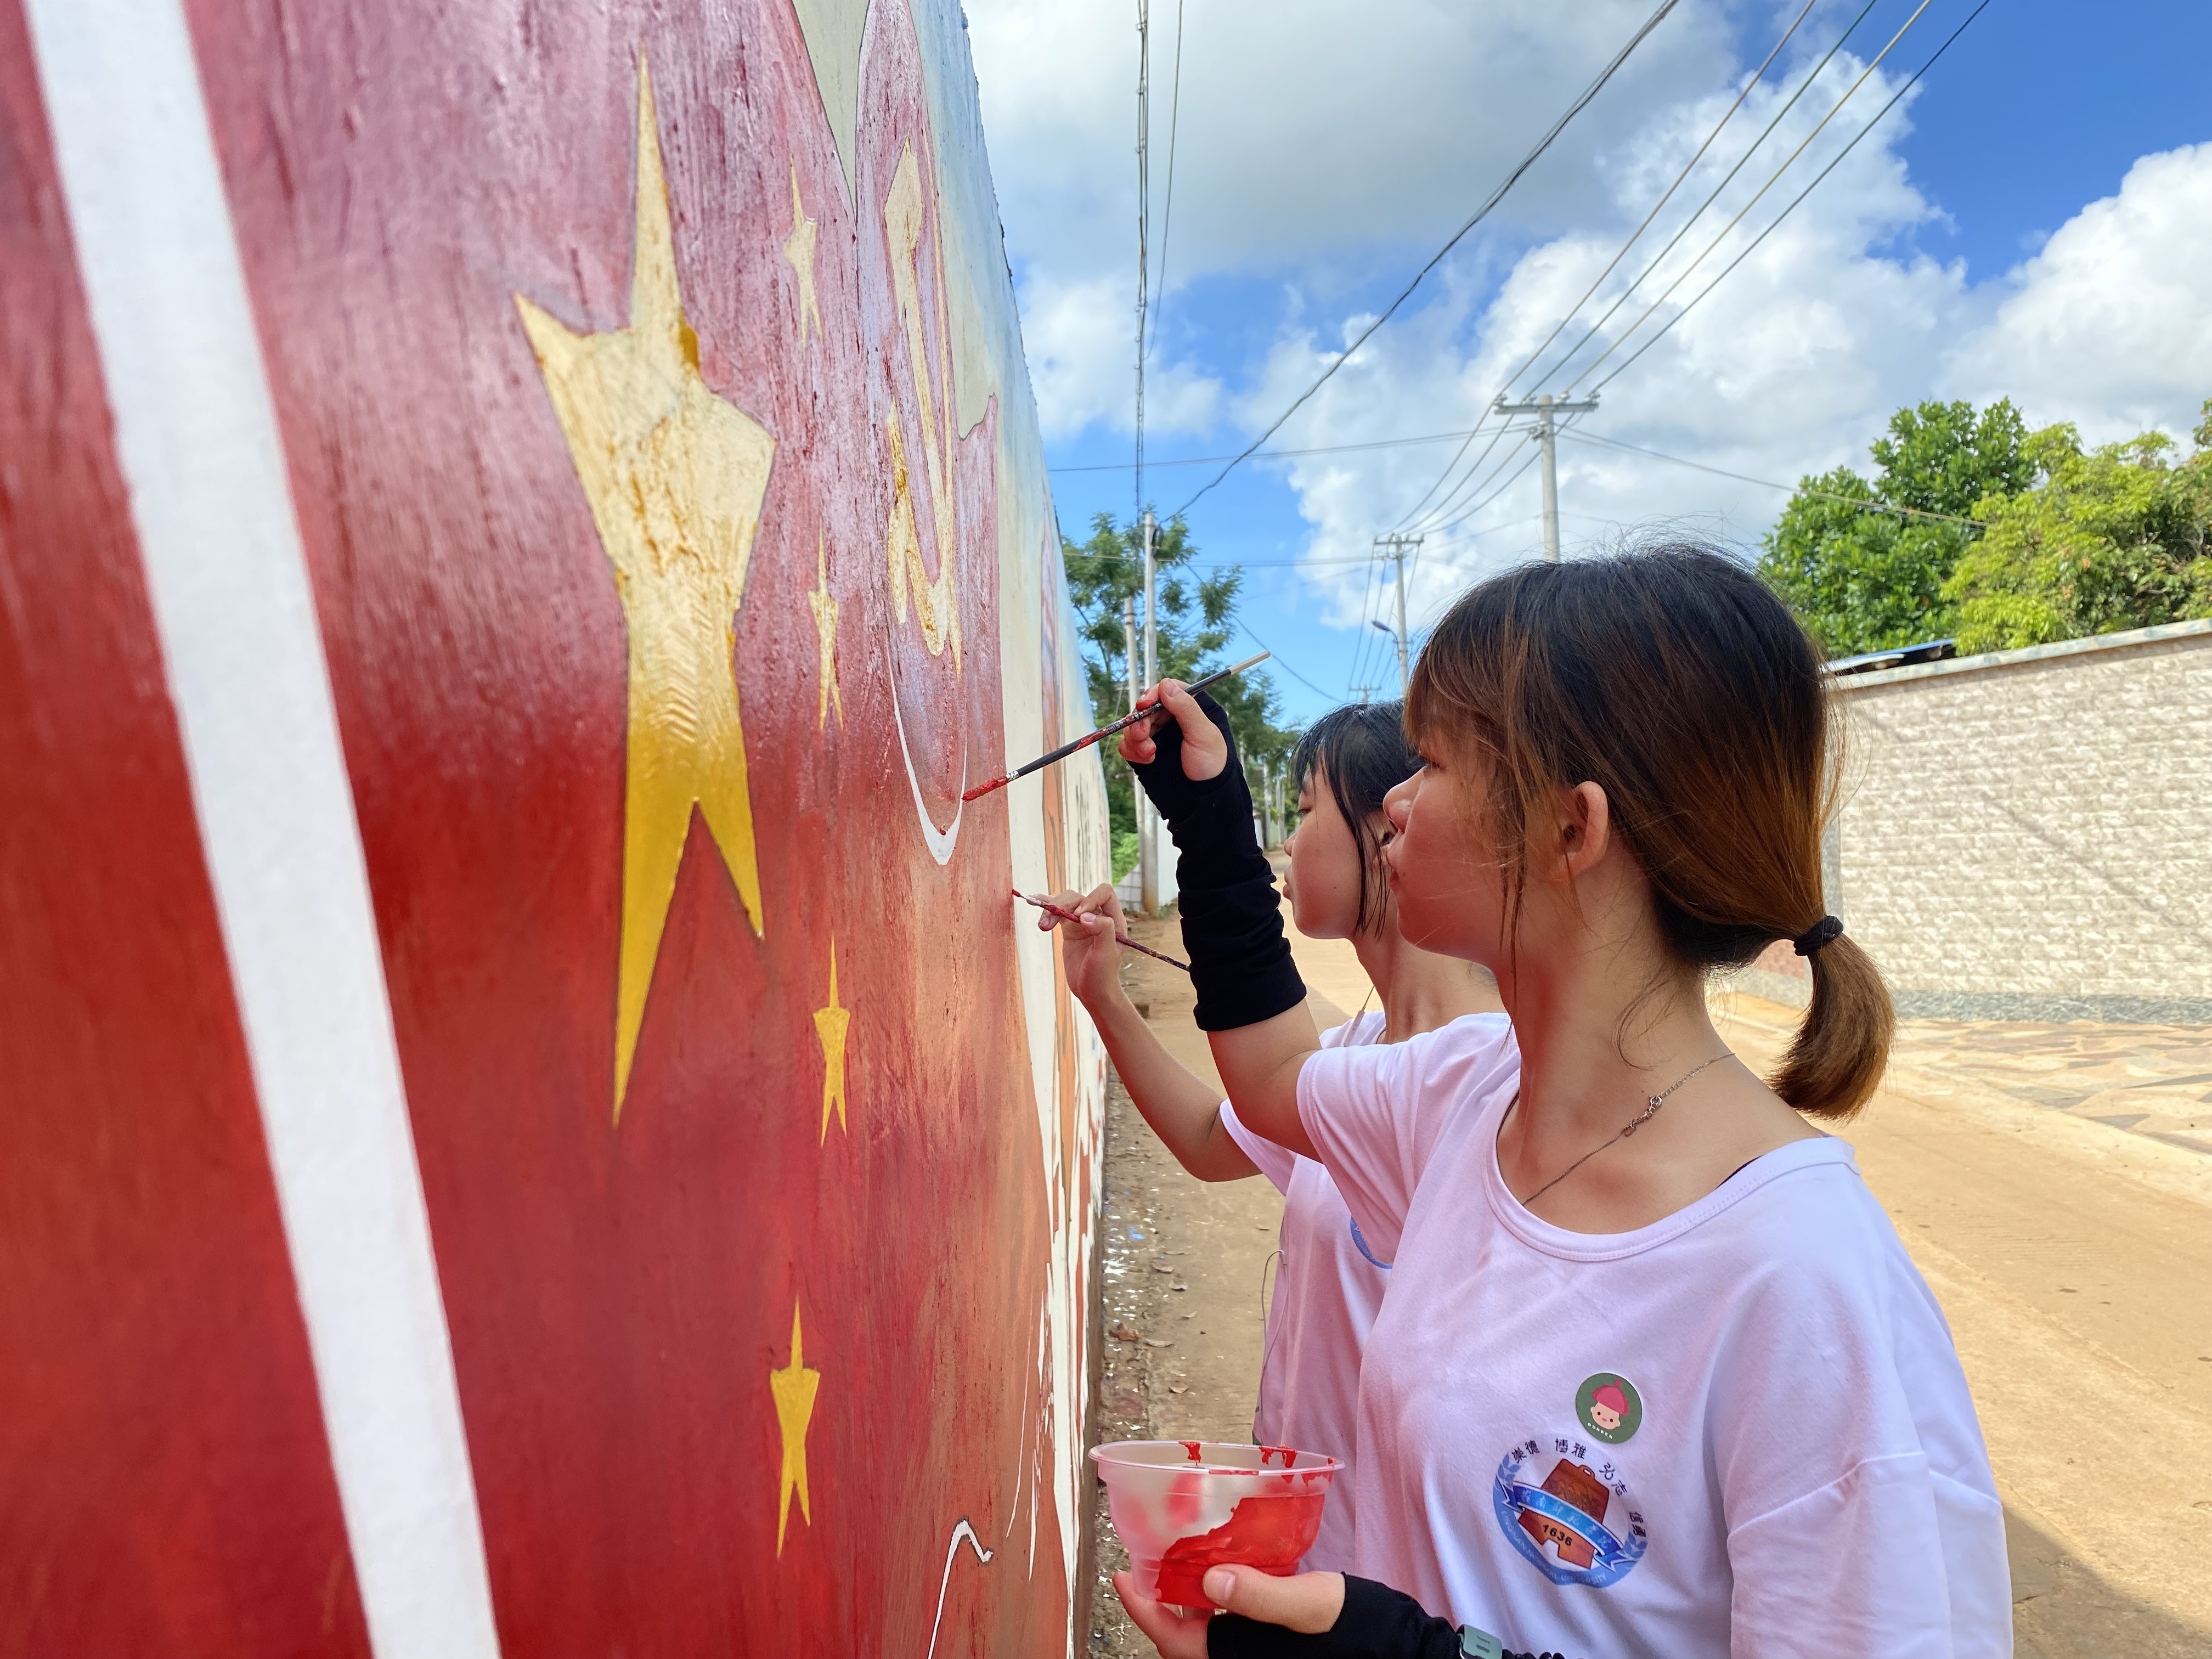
[1714,991,2212,1658]
[1085,902,2212,1656]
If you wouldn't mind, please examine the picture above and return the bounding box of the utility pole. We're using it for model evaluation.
[1492,392,1598,562]
[1133,0,1156,914]
[1133,0,1149,529]
[1350,683,1379,706]
[1370,534,1421,695]
[1138,509,1160,915]
[1122,596,1139,713]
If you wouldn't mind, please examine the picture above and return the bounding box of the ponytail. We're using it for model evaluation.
[1773,934,1893,1120]
[1407,545,1894,1120]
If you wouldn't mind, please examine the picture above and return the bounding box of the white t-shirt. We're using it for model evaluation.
[1218,1011,1398,1572]
[1300,1024,2010,1659]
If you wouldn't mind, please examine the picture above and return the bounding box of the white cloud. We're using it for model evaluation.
[1230,53,1972,628]
[968,0,1737,436]
[968,0,1735,281]
[1942,143,2212,444]
[971,0,2212,657]
[1015,272,1222,439]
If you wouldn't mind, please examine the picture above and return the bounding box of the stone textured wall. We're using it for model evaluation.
[1813,620,2212,1023]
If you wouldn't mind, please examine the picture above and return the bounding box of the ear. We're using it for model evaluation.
[1555,781,1612,880]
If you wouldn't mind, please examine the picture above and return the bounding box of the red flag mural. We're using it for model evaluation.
[2,0,1106,1652]
[0,14,367,1651]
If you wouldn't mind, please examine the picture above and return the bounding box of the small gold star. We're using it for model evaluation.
[812,943,850,1141]
[770,1300,820,1555]
[806,531,841,729]
[782,161,821,348]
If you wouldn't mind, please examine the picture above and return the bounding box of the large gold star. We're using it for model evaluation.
[812,941,850,1141]
[515,58,776,1120]
[806,531,840,728]
[782,161,822,348]
[770,1300,821,1555]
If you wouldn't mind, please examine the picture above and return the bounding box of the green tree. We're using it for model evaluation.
[1758,399,2034,655]
[1061,510,1297,840]
[1943,404,2212,652]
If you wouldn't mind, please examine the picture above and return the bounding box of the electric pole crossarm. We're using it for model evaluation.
[1492,393,1598,562]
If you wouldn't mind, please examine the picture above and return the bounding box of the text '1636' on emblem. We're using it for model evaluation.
[1491,1434,1648,1589]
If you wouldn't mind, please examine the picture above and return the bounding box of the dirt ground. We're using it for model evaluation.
[1082,897,2212,1658]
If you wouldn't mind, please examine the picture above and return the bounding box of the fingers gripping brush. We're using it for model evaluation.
[1012,890,1191,973]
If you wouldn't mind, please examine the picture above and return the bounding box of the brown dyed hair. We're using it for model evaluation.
[1404,545,1891,1120]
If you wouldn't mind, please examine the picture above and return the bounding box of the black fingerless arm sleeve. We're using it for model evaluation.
[1127,690,1306,1031]
[1205,1576,1472,1659]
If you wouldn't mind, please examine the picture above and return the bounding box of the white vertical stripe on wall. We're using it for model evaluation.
[22,3,503,1654]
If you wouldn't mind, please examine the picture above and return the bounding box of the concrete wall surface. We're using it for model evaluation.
[1816,620,2212,1022]
[3,1,1105,1655]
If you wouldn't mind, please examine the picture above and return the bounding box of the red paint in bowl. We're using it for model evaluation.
[1090,1440,1342,1606]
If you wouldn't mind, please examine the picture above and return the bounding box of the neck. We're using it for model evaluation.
[1496,929,1723,1148]
[1355,924,1500,1042]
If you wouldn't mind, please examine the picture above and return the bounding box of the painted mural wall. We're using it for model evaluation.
[2,1,1108,1654]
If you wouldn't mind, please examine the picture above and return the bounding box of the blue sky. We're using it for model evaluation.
[969,0,2212,724]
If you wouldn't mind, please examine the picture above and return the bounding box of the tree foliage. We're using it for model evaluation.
[1061,510,1297,837]
[1757,399,2034,656]
[1760,395,2212,658]
[1943,407,2212,652]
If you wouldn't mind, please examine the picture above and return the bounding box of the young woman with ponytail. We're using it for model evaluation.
[1046,703,1504,1572]
[1060,547,2006,1659]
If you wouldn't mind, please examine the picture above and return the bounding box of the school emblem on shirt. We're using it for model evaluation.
[1347,1216,1392,1271]
[1575,1372,1642,1443]
[1492,1435,1647,1588]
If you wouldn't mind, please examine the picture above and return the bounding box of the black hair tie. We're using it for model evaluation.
[1792,915,1844,957]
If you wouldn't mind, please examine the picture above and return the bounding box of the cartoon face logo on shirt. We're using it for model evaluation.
[1575,1371,1643,1443]
[1492,1435,1647,1588]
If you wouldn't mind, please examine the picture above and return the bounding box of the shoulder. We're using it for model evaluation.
[1302,1010,1516,1108]
[1699,1142,1914,1302]
[1701,1146,1989,1469]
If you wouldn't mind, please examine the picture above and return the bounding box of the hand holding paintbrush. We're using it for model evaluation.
[1015,888,1190,975]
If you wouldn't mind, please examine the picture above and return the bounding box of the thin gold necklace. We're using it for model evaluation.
[1520,1053,1733,1209]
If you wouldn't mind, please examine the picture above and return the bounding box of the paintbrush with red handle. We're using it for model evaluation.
[1012,889,1191,974]
[962,651,1270,803]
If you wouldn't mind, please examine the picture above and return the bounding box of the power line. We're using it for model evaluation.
[1562,0,1936,395]
[1232,617,1338,702]
[1587,0,1994,398]
[1556,428,1989,525]
[1049,425,1487,474]
[1165,0,1684,520]
[1391,0,1857,535]
[1398,416,1520,535]
[1344,546,1386,695]
[1520,0,1883,402]
[1503,0,1820,410]
[1409,429,1539,539]
[1431,448,1542,537]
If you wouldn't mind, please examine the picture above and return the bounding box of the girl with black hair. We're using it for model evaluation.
[1065,548,2006,1659]
[1045,700,1504,1572]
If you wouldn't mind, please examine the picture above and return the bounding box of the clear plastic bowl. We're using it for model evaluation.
[1090,1440,1342,1606]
